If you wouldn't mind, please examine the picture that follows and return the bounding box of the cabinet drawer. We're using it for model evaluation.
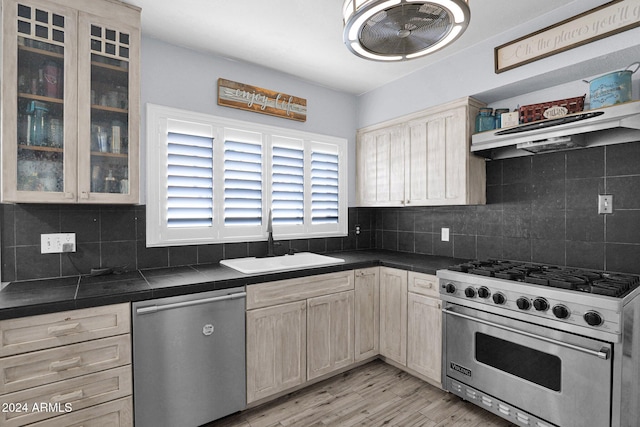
[0,304,130,357]
[0,366,131,427]
[0,335,131,394]
[23,396,132,427]
[247,271,354,309]
[408,272,439,298]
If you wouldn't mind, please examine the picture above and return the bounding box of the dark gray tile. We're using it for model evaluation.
[531,181,565,210]
[566,210,604,242]
[16,246,60,280]
[566,241,604,270]
[502,183,532,208]
[531,211,565,240]
[248,241,268,257]
[433,238,453,257]
[503,156,531,184]
[476,208,502,237]
[398,231,414,253]
[606,176,640,209]
[356,230,373,249]
[414,232,433,255]
[532,151,565,182]
[357,208,375,230]
[531,239,565,266]
[503,211,531,238]
[382,209,398,231]
[606,243,640,274]
[326,237,343,252]
[566,178,604,210]
[486,160,502,186]
[62,242,100,276]
[224,242,248,259]
[477,236,502,260]
[453,235,476,259]
[61,209,100,243]
[102,241,136,271]
[100,207,136,242]
[452,208,477,235]
[14,205,60,246]
[567,146,604,179]
[606,210,640,244]
[136,243,169,269]
[169,245,198,266]
[503,237,530,262]
[398,210,414,232]
[486,184,502,206]
[606,142,640,176]
[382,230,398,251]
[197,244,223,264]
[414,209,432,232]
[309,238,327,253]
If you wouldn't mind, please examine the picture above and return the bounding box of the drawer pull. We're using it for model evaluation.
[48,322,81,336]
[49,357,82,371]
[51,389,84,403]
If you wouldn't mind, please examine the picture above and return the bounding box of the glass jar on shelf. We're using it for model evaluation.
[475,108,495,133]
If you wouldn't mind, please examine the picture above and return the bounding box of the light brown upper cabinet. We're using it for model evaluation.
[356,97,486,207]
[1,0,140,203]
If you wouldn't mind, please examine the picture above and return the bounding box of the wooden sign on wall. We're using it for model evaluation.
[217,78,307,122]
[495,0,640,73]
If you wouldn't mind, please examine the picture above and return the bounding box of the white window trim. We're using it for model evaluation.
[146,103,348,247]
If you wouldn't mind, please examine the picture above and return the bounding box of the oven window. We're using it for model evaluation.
[475,333,561,391]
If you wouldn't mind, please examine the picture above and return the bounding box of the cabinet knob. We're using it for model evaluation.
[80,191,89,199]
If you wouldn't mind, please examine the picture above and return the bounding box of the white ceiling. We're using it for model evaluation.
[124,0,575,95]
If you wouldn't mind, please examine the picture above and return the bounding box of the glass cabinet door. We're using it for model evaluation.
[78,12,139,203]
[11,1,77,201]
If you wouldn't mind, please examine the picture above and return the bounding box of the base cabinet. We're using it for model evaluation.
[0,303,132,427]
[407,292,442,386]
[246,300,306,404]
[379,267,407,366]
[354,267,379,361]
[307,291,354,380]
[245,271,354,404]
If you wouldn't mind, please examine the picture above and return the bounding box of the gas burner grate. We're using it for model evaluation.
[447,260,640,297]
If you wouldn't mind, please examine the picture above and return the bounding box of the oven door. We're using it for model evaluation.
[443,303,612,427]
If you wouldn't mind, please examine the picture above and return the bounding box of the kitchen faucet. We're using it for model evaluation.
[266,209,276,257]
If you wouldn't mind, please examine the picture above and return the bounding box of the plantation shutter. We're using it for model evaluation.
[224,139,263,226]
[311,150,339,224]
[166,132,214,228]
[272,140,304,225]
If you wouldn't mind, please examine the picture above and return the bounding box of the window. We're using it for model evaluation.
[146,104,348,246]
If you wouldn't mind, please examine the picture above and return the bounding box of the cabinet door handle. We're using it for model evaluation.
[80,191,89,199]
[49,356,82,371]
[48,322,81,336]
[51,389,84,403]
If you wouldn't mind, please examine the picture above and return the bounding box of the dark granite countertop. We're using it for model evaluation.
[0,250,466,320]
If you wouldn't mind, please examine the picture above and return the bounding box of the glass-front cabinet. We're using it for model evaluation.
[1,0,140,203]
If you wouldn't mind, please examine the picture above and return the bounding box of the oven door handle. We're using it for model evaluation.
[442,308,611,360]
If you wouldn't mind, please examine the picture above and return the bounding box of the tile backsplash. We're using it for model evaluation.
[2,142,640,282]
[374,142,640,274]
[0,205,375,282]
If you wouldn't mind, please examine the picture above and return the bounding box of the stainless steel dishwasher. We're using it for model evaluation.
[132,287,246,427]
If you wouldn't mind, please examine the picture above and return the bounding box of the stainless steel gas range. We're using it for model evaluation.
[437,260,640,427]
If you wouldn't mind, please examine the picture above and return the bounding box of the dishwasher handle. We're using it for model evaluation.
[136,291,246,315]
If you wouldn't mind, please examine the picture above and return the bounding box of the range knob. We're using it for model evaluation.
[533,298,549,311]
[492,292,506,305]
[516,297,531,310]
[445,283,457,294]
[465,287,476,298]
[552,305,570,319]
[477,287,490,298]
[584,311,603,327]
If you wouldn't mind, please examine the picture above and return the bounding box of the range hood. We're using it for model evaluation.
[471,101,640,159]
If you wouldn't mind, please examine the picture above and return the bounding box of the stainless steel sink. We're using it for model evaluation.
[220,252,345,274]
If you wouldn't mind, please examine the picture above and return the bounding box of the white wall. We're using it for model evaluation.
[139,36,358,205]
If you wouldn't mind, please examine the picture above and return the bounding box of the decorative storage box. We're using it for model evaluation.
[518,95,586,123]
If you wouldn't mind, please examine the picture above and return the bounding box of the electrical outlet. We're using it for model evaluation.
[441,227,450,242]
[41,233,76,254]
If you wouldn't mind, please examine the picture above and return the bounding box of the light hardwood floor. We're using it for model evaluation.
[206,360,515,427]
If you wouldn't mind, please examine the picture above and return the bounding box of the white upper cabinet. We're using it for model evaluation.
[356,97,486,207]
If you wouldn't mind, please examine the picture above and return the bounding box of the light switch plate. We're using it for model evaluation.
[598,194,613,214]
[441,227,450,242]
[41,233,76,254]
